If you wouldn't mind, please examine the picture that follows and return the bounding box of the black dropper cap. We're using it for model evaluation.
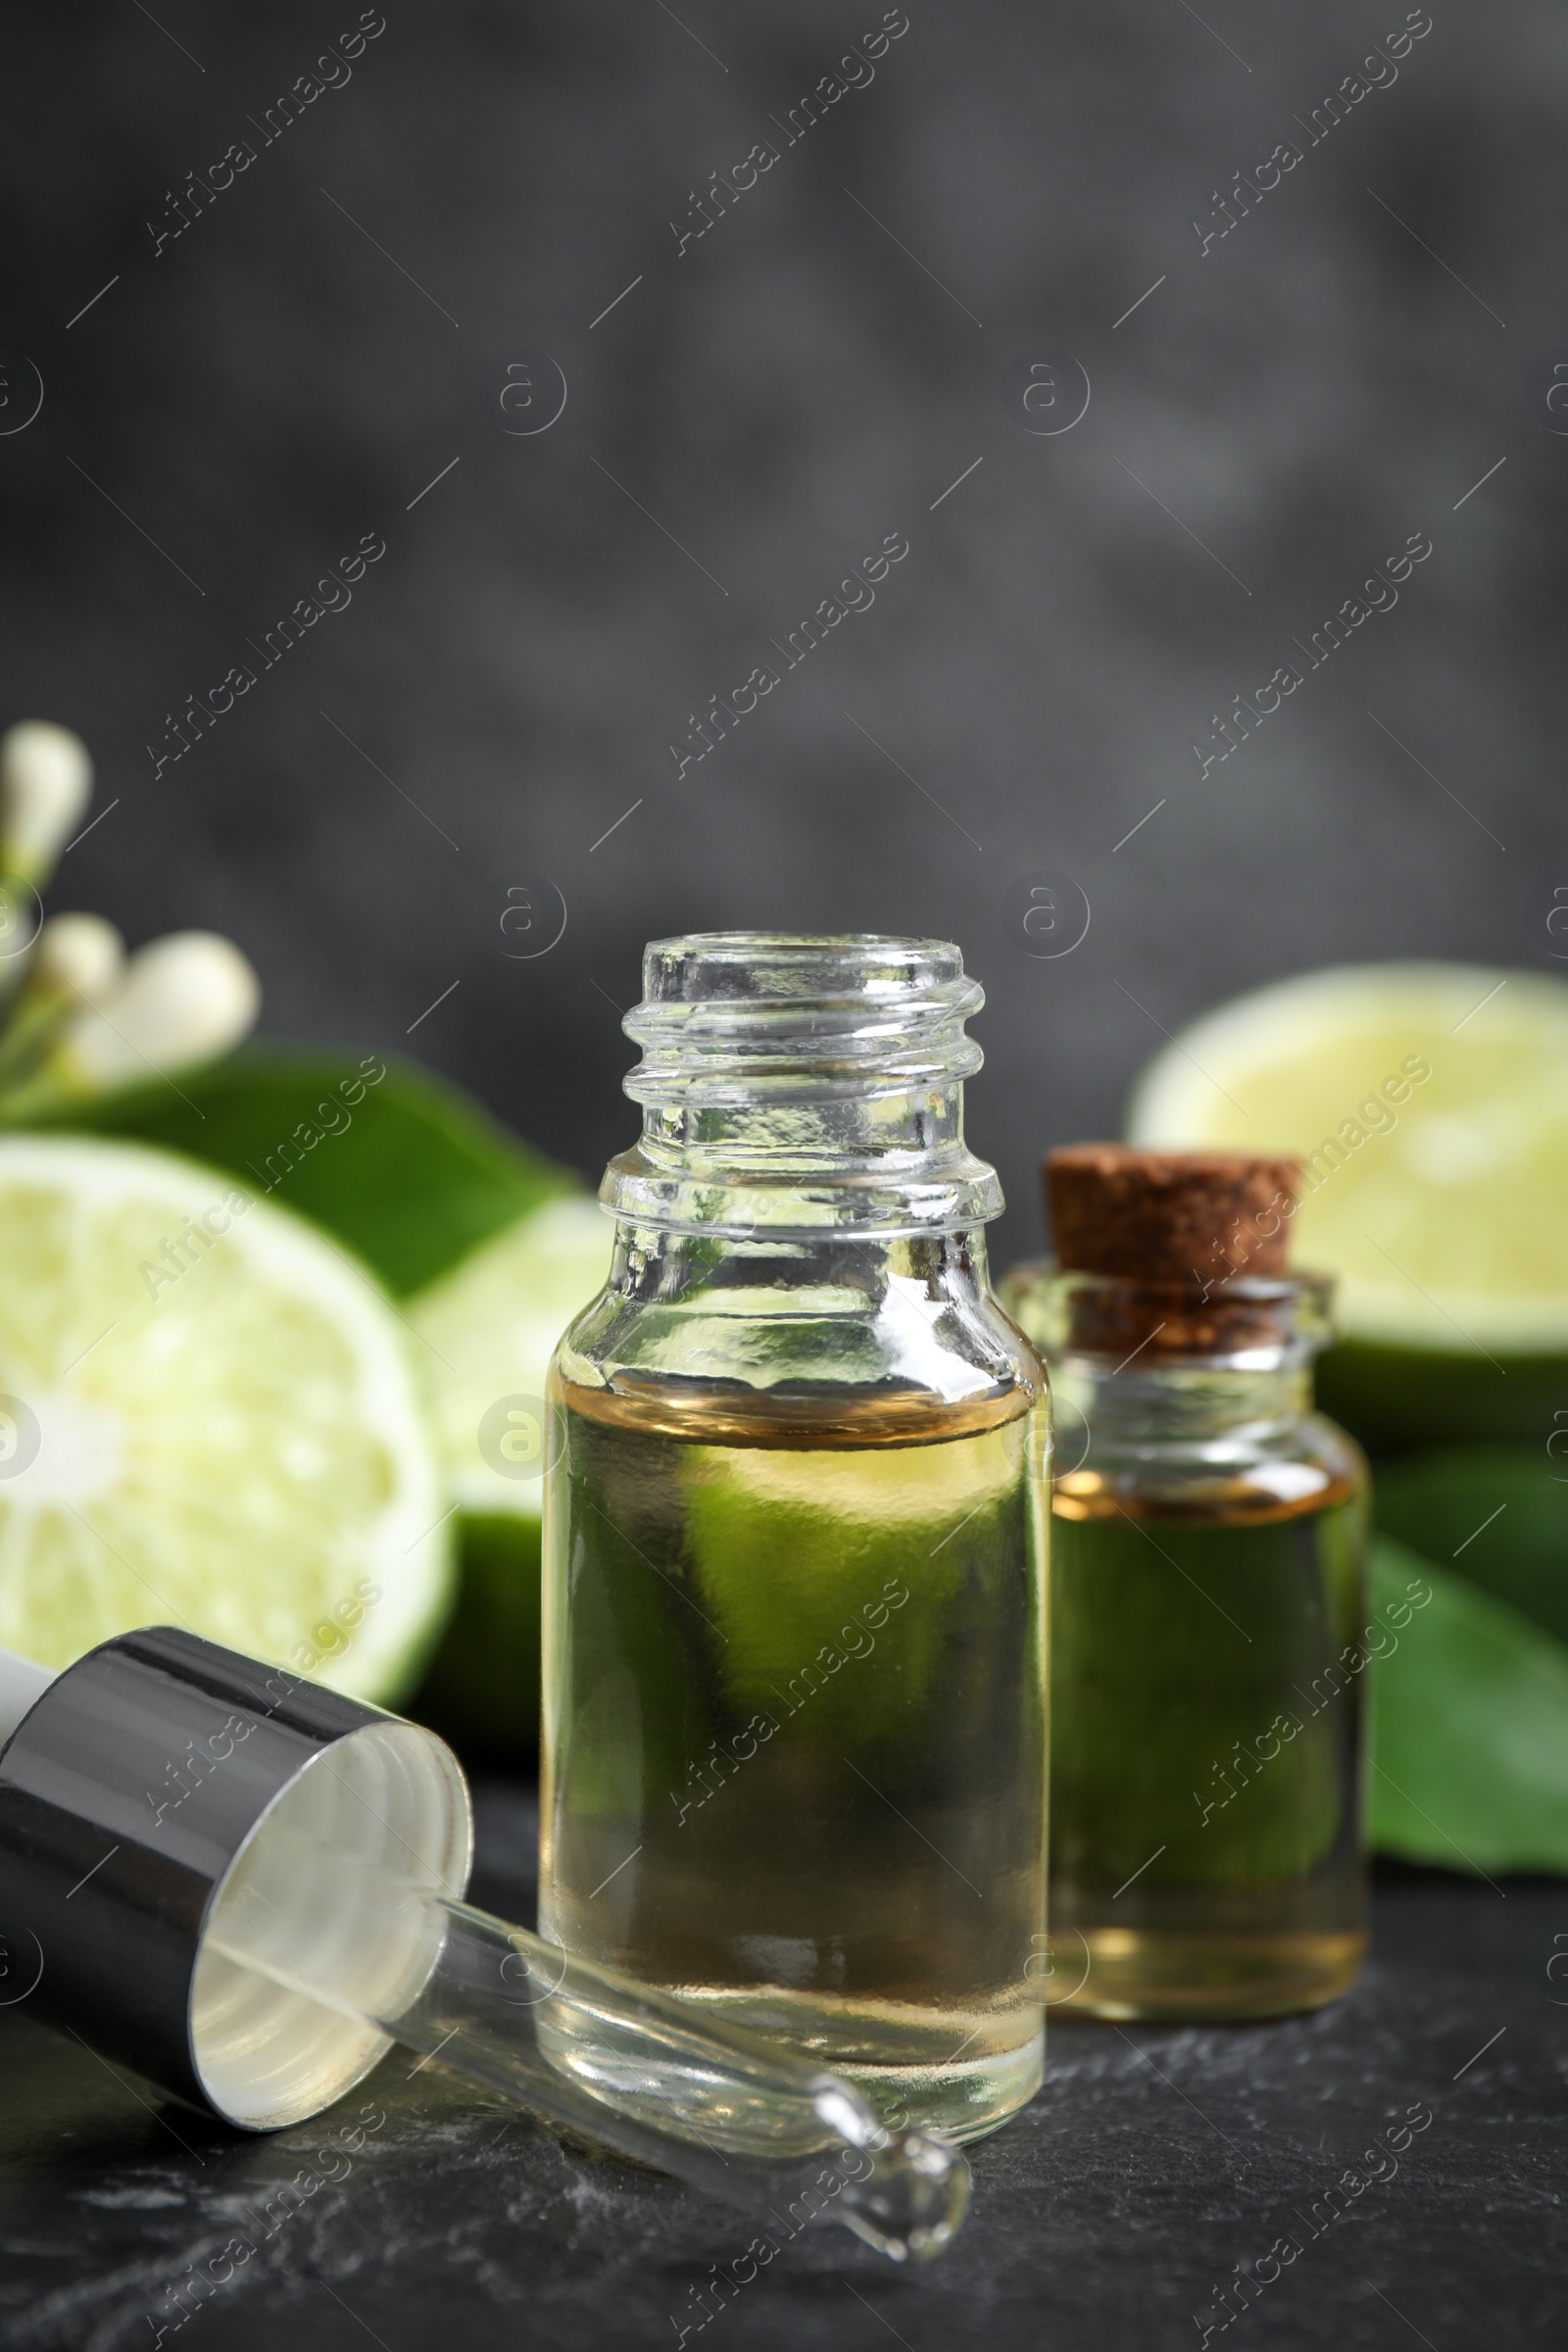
[0,1626,469,2128]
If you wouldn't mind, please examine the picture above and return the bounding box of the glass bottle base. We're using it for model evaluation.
[829,2039,1044,2145]
[659,1985,1044,2143]
[1055,1926,1368,2021]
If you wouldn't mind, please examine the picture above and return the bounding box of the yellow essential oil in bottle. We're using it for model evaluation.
[1003,1145,1370,2021]
[539,935,1050,2140]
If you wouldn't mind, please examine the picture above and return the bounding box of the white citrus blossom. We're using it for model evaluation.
[0,723,92,887]
[32,912,125,1006]
[55,931,260,1092]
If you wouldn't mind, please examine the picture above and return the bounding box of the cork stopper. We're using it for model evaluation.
[1048,1146,1301,1281]
[1044,1145,1303,1357]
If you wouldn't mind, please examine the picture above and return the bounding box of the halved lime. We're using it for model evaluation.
[405,1195,612,1749]
[0,1135,453,1698]
[1124,963,1568,1443]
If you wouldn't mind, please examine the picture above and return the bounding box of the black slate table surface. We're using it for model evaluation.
[1,1781,1561,2352]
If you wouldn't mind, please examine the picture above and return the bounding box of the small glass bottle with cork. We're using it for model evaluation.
[1002,1145,1370,2020]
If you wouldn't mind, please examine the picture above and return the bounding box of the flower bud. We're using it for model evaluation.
[55,930,260,1093]
[32,912,125,1006]
[0,722,92,887]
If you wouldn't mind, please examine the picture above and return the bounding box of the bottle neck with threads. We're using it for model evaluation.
[603,933,1002,1238]
[564,935,1032,1418]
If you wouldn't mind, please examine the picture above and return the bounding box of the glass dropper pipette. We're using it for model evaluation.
[203,1809,968,2261]
[0,1631,968,2263]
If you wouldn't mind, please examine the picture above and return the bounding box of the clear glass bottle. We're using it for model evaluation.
[1004,1171,1370,2021]
[539,935,1050,2141]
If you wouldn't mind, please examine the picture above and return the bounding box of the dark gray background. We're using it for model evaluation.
[0,0,1557,1276]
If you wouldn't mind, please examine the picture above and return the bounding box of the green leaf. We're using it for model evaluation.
[1316,1336,1568,1450]
[1372,1446,1568,1647]
[1369,1537,1568,1875]
[30,1048,579,1294]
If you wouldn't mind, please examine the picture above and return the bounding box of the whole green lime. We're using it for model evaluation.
[405,1195,612,1752]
